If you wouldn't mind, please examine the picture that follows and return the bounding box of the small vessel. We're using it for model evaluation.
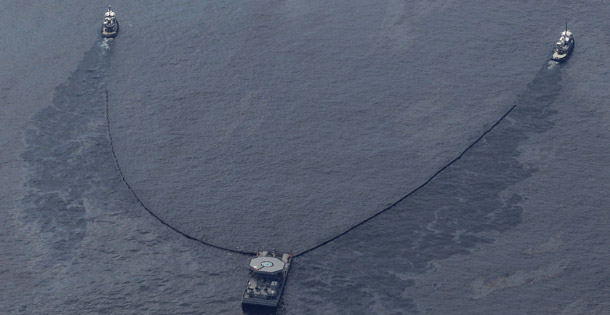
[242,251,291,310]
[101,6,119,38]
[551,23,574,62]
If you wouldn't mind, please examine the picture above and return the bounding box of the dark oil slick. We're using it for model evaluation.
[2,1,610,314]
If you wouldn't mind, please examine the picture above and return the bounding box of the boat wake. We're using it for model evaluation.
[547,60,559,70]
[99,38,111,55]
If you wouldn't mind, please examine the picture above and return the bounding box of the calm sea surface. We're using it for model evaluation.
[2,1,610,314]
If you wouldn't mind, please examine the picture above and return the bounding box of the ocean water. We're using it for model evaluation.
[2,1,610,314]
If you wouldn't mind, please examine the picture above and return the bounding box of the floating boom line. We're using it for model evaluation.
[105,88,519,257]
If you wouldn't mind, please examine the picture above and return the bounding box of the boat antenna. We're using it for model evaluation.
[565,22,568,32]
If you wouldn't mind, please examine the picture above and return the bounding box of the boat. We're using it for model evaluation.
[242,251,291,310]
[551,23,574,62]
[101,6,119,38]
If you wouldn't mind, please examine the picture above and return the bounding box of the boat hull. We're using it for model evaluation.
[242,297,282,308]
[241,252,291,310]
